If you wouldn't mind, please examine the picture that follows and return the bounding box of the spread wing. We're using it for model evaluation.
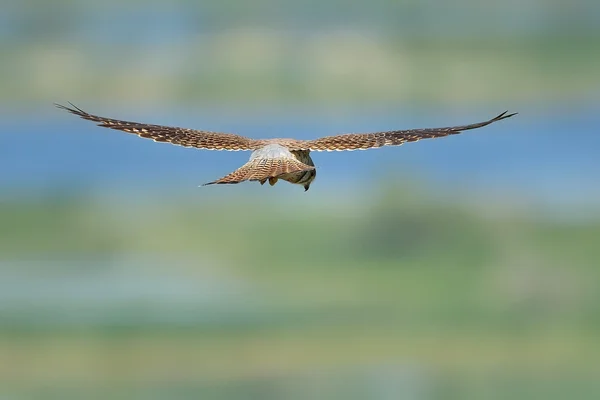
[297,111,517,152]
[56,103,258,151]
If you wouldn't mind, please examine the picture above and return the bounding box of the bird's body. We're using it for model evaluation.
[56,103,516,191]
[246,145,316,189]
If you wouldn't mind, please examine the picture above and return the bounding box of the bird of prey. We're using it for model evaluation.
[56,103,516,191]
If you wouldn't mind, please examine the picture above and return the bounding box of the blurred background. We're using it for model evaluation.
[1,0,600,398]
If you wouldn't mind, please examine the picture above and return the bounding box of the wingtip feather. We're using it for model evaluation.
[493,110,518,121]
[55,102,87,116]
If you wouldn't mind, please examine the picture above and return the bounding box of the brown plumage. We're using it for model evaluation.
[55,103,256,151]
[57,103,516,191]
[299,111,516,151]
[204,156,314,186]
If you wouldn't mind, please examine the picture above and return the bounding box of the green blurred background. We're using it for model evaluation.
[1,0,600,398]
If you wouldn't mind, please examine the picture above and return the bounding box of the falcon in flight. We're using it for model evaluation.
[57,103,516,191]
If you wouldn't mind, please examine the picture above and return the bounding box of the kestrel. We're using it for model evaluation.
[57,103,516,191]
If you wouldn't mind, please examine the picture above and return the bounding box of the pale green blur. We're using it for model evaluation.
[1,0,599,399]
[2,188,599,398]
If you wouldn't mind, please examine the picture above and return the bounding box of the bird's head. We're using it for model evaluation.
[303,169,317,192]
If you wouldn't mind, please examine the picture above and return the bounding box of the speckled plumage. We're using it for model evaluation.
[57,103,516,191]
[203,148,315,189]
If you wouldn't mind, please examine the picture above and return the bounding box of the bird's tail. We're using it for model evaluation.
[203,157,314,186]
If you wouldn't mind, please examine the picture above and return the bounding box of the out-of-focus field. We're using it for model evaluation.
[1,190,599,398]
[5,36,600,107]
[2,0,600,398]
[3,0,600,108]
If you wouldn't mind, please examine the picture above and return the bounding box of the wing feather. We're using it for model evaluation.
[56,103,257,151]
[297,111,517,152]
